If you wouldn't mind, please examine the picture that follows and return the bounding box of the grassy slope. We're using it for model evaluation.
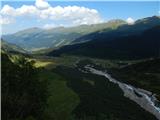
[48,24,160,60]
[2,20,125,51]
[39,70,79,120]
[1,40,26,53]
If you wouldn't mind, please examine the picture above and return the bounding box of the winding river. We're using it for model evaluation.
[84,65,160,120]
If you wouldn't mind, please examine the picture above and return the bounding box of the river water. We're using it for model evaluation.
[84,65,160,120]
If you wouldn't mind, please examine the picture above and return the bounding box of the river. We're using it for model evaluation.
[84,65,160,120]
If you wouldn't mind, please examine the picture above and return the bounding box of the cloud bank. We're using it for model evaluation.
[0,0,103,26]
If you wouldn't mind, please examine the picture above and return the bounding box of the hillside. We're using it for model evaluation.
[1,39,27,54]
[2,20,125,51]
[48,23,160,60]
[72,16,160,44]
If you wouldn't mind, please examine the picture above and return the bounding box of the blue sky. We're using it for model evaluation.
[0,0,159,34]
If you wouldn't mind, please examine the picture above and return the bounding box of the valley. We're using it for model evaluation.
[33,56,160,120]
[1,16,160,120]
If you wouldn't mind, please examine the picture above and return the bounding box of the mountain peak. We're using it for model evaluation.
[136,16,160,24]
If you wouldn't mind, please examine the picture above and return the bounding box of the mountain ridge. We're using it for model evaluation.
[48,24,160,60]
[1,39,27,54]
[2,16,160,53]
[2,19,126,51]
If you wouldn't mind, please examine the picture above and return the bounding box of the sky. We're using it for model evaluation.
[0,0,159,34]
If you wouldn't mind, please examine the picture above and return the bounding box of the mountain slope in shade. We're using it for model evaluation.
[72,16,160,44]
[48,25,160,60]
[1,40,27,54]
[2,20,126,51]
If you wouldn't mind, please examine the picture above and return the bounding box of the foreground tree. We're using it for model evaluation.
[2,53,48,120]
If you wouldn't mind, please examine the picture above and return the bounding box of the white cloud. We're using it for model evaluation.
[0,5,39,17]
[0,0,103,26]
[126,17,135,25]
[43,23,56,29]
[0,5,16,16]
[35,0,50,9]
[16,5,39,16]
[0,15,14,25]
[40,6,103,25]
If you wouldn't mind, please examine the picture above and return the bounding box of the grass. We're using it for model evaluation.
[30,55,80,69]
[53,65,157,120]
[5,53,159,120]
[39,70,79,120]
[32,55,121,70]
[33,60,54,68]
[33,56,160,102]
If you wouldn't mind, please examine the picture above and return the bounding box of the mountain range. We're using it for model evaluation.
[2,16,160,60]
[2,20,126,51]
[48,16,160,60]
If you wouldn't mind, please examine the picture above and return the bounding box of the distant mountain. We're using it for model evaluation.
[1,40,26,54]
[2,20,125,51]
[72,16,160,44]
[48,23,160,60]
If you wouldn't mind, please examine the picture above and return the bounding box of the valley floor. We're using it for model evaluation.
[33,55,160,120]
